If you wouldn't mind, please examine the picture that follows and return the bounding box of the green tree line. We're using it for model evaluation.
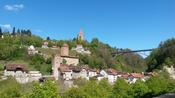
[1,71,175,98]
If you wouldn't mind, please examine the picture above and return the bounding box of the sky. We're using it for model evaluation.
[0,0,175,50]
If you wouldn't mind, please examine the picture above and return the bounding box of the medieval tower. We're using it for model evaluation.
[52,54,61,80]
[61,43,69,56]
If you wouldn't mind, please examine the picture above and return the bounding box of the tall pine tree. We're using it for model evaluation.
[0,27,2,37]
[26,29,32,36]
[47,36,50,40]
[17,29,20,35]
[12,27,16,36]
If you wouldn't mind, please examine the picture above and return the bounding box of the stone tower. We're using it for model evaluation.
[77,29,84,41]
[61,43,69,56]
[52,54,61,80]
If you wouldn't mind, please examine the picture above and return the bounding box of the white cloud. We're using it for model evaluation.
[0,24,12,30]
[4,4,24,11]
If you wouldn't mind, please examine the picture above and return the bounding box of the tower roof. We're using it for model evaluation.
[63,43,68,47]
[79,28,84,36]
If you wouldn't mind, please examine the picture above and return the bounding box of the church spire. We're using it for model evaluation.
[78,28,84,41]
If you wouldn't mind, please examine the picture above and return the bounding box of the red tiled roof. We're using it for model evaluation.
[60,64,71,72]
[5,64,28,72]
[130,73,144,78]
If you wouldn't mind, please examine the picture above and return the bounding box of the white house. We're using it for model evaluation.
[88,69,97,78]
[107,73,117,84]
[28,45,38,55]
[72,45,91,55]
[100,70,108,78]
[42,41,49,48]
[80,68,88,79]
[71,67,89,80]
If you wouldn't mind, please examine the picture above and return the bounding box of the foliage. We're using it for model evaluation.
[25,80,61,98]
[0,77,21,98]
[79,38,146,72]
[130,80,149,98]
[146,38,175,71]
[64,79,112,98]
[63,88,89,98]
[29,54,52,74]
[110,78,131,98]
[1,73,175,98]
[146,75,170,96]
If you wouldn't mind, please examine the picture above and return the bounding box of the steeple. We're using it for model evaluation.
[78,28,84,41]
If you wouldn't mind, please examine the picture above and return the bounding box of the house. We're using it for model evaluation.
[72,45,91,55]
[80,68,88,79]
[60,64,72,80]
[106,68,118,83]
[4,64,29,84]
[42,41,49,48]
[88,69,97,78]
[128,73,145,84]
[100,70,108,78]
[28,45,38,55]
[71,66,88,79]
[4,64,28,76]
[107,73,117,83]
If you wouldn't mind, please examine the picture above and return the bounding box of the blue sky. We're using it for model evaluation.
[0,0,175,50]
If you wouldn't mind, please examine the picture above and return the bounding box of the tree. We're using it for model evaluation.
[146,75,169,96]
[97,79,112,98]
[17,29,20,35]
[147,38,175,71]
[91,38,99,48]
[26,29,32,36]
[164,57,173,66]
[0,27,2,37]
[63,88,89,98]
[12,27,16,36]
[62,59,67,64]
[130,80,149,98]
[27,80,60,98]
[110,78,131,98]
[0,77,21,98]
[47,36,50,40]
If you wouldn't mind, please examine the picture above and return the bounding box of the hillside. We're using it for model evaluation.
[0,28,147,74]
[146,38,175,71]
